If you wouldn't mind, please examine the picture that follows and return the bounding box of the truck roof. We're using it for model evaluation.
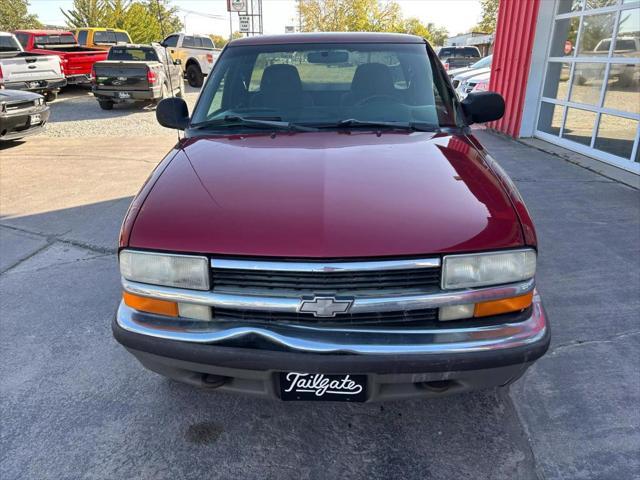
[75,27,128,33]
[229,32,426,46]
[14,30,74,35]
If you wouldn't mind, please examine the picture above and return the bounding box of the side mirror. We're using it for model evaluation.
[156,97,189,130]
[461,91,505,124]
[173,59,182,65]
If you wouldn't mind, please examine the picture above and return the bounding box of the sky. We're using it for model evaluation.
[29,0,483,38]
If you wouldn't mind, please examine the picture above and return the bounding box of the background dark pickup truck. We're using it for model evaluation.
[92,44,183,110]
[436,46,482,71]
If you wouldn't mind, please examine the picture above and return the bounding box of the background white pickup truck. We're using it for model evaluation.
[0,32,66,101]
[160,33,221,87]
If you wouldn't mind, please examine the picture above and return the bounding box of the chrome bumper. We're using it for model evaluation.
[121,277,535,314]
[115,288,547,356]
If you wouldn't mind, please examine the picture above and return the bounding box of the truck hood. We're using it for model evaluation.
[128,132,523,257]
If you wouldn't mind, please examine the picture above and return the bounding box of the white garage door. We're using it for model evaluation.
[535,0,639,173]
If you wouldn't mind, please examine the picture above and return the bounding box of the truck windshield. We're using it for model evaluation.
[94,31,131,44]
[34,34,77,46]
[191,42,460,129]
[0,36,21,52]
[108,47,158,62]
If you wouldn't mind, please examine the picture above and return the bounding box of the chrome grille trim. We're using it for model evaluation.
[121,277,535,314]
[210,257,441,272]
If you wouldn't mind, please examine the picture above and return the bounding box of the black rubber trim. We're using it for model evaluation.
[112,317,550,375]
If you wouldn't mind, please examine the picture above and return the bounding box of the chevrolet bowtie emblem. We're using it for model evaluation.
[299,296,354,317]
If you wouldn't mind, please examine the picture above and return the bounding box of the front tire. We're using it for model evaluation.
[43,91,58,102]
[186,64,203,88]
[98,100,113,110]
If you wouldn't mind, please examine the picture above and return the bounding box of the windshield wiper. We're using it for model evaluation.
[316,118,440,132]
[190,115,317,132]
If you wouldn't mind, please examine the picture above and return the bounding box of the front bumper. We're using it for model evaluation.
[113,292,550,401]
[0,107,50,141]
[5,78,67,93]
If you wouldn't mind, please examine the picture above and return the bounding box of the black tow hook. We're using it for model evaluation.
[201,374,227,388]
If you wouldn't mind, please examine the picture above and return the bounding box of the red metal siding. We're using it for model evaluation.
[489,0,541,137]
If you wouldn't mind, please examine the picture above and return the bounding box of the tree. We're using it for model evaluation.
[298,0,447,44]
[209,32,243,48]
[61,0,109,28]
[402,17,432,43]
[424,23,448,47]
[104,0,133,29]
[0,0,42,30]
[475,0,499,34]
[146,0,182,38]
[299,0,404,33]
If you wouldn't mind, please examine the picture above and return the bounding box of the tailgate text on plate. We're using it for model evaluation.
[279,372,367,402]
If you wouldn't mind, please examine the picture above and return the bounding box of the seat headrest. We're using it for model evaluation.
[349,63,395,99]
[260,64,303,94]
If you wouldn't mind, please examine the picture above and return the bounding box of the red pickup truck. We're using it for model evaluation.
[14,30,107,84]
[114,33,549,402]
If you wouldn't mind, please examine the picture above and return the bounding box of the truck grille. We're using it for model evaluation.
[6,100,35,112]
[214,307,439,327]
[212,266,441,295]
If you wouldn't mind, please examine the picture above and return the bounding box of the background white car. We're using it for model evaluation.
[160,33,221,87]
[449,54,492,89]
[457,70,491,99]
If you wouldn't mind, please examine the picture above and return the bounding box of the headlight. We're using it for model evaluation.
[120,250,209,290]
[442,249,536,290]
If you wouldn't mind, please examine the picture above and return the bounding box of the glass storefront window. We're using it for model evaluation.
[558,0,584,14]
[585,0,617,9]
[562,108,597,145]
[537,2,639,171]
[613,8,640,56]
[577,13,616,56]
[550,17,580,56]
[570,63,606,104]
[543,62,572,100]
[594,115,639,160]
[603,65,640,113]
[538,102,565,136]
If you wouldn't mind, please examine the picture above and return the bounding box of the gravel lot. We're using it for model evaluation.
[43,85,200,137]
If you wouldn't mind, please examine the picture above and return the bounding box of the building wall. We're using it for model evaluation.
[488,0,542,137]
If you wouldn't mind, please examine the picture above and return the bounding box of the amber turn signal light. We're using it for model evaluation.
[474,292,533,318]
[123,292,178,317]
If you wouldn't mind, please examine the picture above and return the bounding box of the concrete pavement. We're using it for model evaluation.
[1,132,638,479]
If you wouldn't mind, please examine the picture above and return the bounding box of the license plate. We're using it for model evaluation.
[28,81,43,88]
[116,92,131,99]
[29,114,41,125]
[279,372,367,402]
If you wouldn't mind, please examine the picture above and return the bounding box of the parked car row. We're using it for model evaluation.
[1,28,223,142]
[3,28,221,90]
[446,54,493,100]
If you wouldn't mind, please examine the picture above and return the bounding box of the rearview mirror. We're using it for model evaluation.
[461,91,505,124]
[307,50,349,64]
[156,97,189,130]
